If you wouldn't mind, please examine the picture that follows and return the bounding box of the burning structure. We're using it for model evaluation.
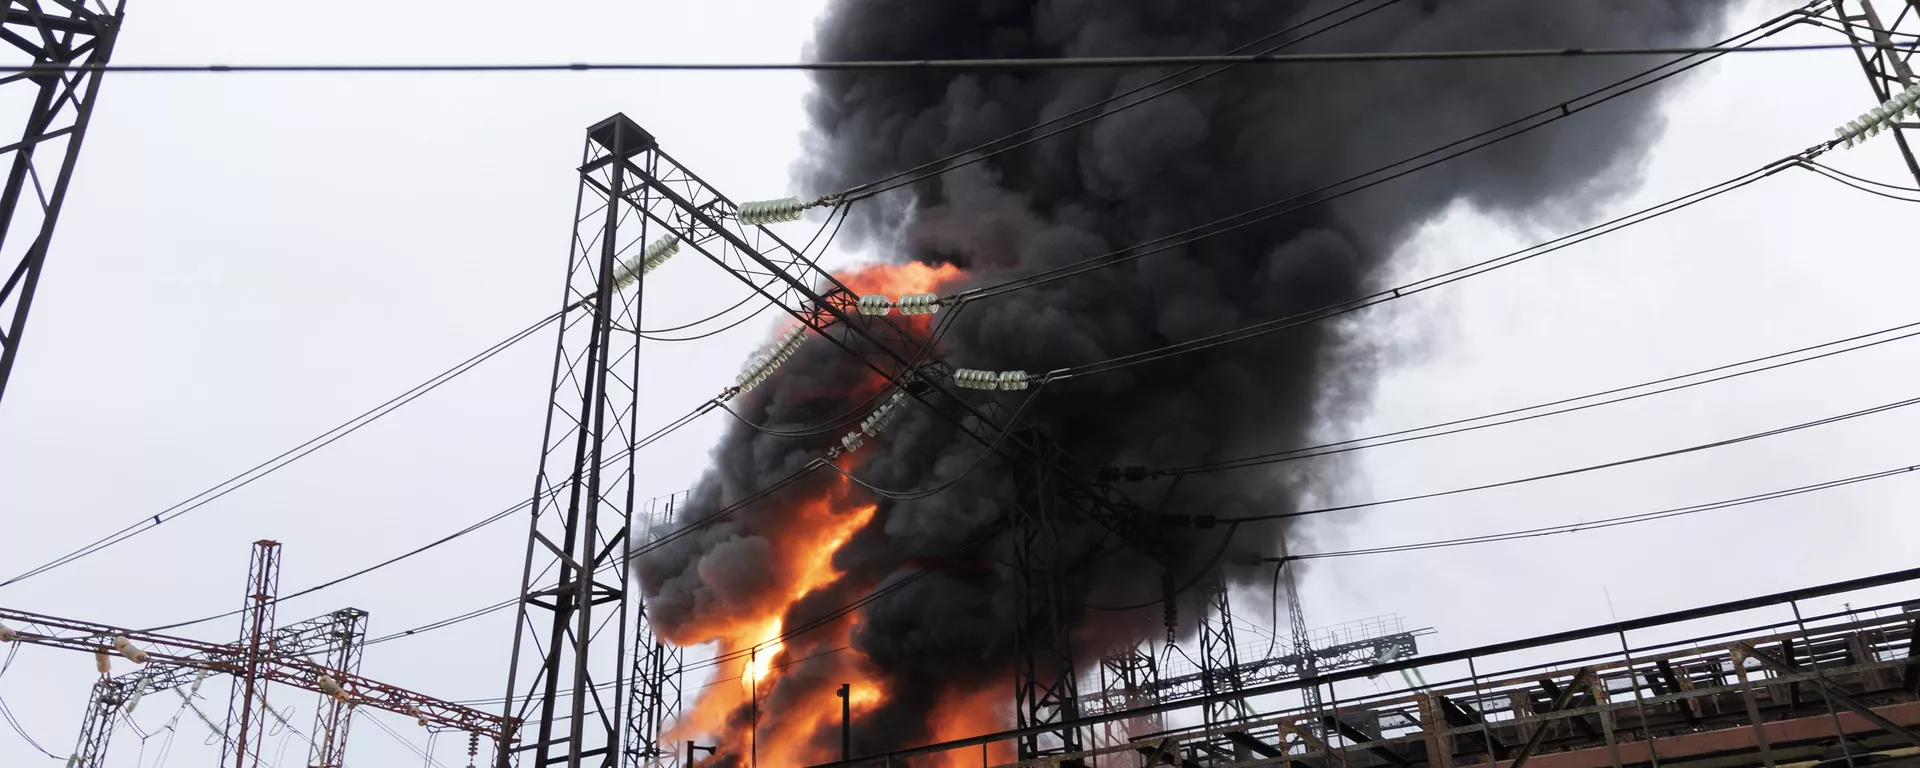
[634,1,1741,766]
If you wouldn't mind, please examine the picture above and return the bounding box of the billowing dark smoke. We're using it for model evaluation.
[639,0,1734,761]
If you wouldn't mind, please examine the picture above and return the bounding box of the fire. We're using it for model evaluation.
[662,259,1005,768]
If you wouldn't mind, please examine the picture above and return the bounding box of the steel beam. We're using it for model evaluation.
[1833,0,1920,186]
[0,0,123,411]
[1740,641,1920,750]
[1010,429,1082,761]
[1198,581,1247,731]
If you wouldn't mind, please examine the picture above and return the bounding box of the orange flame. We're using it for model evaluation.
[665,260,1014,767]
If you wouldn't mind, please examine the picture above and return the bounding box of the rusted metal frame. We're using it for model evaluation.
[1738,641,1920,750]
[1729,645,1779,768]
[1509,667,1593,768]
[1615,631,1663,768]
[1585,674,1624,768]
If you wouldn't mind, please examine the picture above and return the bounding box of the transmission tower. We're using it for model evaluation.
[626,492,686,768]
[584,113,1187,765]
[0,1,124,410]
[1094,644,1162,750]
[1831,0,1920,185]
[499,114,654,768]
[69,607,367,768]
[1278,555,1323,726]
[1008,430,1082,760]
[1197,581,1247,731]
[222,539,284,768]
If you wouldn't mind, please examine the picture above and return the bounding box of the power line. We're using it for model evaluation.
[840,0,1402,201]
[1294,462,1920,561]
[1041,158,1789,382]
[0,310,565,591]
[9,42,1911,77]
[950,7,1815,302]
[1215,390,1920,525]
[1162,315,1920,476]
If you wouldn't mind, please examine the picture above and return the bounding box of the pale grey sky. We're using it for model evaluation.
[1,0,1917,764]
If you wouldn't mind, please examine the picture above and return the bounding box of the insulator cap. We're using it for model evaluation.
[953,369,996,390]
[0,623,16,642]
[860,392,908,437]
[95,650,111,675]
[998,371,1029,390]
[857,295,892,316]
[737,197,807,226]
[840,431,865,453]
[736,326,809,392]
[1838,83,1920,148]
[611,235,681,291]
[113,636,149,664]
[897,293,940,316]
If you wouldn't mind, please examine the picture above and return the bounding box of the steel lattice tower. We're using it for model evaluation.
[222,540,283,768]
[1198,581,1247,731]
[625,492,685,768]
[69,608,367,768]
[1009,430,1082,761]
[499,115,656,768]
[0,0,123,410]
[1832,0,1920,185]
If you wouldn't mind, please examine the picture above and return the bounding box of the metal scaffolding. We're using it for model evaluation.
[0,0,123,410]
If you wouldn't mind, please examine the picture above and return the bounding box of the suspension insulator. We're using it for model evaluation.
[112,636,149,664]
[840,431,865,454]
[897,293,941,316]
[126,675,153,713]
[737,197,806,226]
[857,295,892,316]
[611,235,681,291]
[1838,83,1920,148]
[952,369,997,390]
[0,623,16,642]
[319,674,349,703]
[190,670,207,694]
[95,651,111,675]
[860,392,908,437]
[997,370,1030,390]
[736,326,809,393]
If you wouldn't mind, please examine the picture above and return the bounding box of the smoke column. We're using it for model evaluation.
[639,0,1737,762]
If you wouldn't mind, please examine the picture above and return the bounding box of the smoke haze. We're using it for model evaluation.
[638,0,1736,760]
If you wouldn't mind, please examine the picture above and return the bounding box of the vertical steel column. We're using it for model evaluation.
[499,113,652,768]
[0,0,124,410]
[223,540,283,768]
[1010,429,1082,761]
[1833,0,1920,186]
[1198,580,1247,731]
[306,608,369,768]
[1097,645,1162,748]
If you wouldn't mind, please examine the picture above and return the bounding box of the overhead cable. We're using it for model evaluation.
[9,41,1911,77]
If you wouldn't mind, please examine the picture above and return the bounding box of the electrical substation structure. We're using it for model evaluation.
[498,114,659,768]
[0,541,507,768]
[626,492,688,768]
[0,0,123,411]
[1830,0,1920,186]
[572,112,1195,766]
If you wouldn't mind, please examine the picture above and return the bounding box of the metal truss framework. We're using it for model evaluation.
[499,114,653,768]
[625,492,687,768]
[1198,581,1247,732]
[1830,0,1920,185]
[0,609,507,740]
[69,607,368,768]
[0,0,123,410]
[583,113,1190,755]
[222,539,284,768]
[1095,645,1164,750]
[1009,430,1082,760]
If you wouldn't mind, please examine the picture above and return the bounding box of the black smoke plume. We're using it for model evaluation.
[639,0,1735,759]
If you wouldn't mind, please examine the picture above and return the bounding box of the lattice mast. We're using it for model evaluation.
[498,115,657,768]
[626,493,686,768]
[0,0,125,410]
[222,540,284,768]
[1831,0,1920,185]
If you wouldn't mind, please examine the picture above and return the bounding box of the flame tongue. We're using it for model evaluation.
[662,262,983,767]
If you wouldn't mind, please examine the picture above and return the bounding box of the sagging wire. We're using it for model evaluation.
[640,201,850,342]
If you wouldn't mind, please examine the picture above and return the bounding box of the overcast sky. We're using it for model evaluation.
[2,0,1918,765]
